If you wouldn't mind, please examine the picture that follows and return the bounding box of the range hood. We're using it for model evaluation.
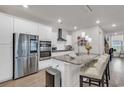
[57,28,66,41]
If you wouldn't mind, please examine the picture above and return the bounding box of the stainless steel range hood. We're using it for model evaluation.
[57,28,66,41]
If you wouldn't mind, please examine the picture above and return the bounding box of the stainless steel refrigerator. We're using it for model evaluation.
[13,33,39,79]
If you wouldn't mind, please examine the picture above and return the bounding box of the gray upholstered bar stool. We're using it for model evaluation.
[80,54,109,87]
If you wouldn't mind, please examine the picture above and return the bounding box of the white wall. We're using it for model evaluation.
[72,26,104,55]
[0,12,52,83]
[98,27,105,55]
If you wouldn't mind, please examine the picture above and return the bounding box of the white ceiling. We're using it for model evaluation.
[0,5,124,33]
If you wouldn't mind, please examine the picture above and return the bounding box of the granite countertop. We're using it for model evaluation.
[52,54,98,65]
[40,57,51,61]
[52,50,72,52]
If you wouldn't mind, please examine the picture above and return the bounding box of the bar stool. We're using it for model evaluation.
[80,54,109,87]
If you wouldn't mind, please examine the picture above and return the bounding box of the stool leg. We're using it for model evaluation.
[106,69,109,87]
[108,63,110,80]
[89,78,91,86]
[99,81,101,87]
[101,76,104,87]
[80,76,83,87]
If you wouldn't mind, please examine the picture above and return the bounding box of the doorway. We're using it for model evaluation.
[110,34,124,57]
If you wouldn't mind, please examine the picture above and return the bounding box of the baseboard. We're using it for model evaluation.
[0,77,12,84]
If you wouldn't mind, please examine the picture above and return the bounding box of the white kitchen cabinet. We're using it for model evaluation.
[66,35,72,45]
[51,31,57,45]
[46,28,52,41]
[14,18,38,35]
[29,22,38,35]
[0,13,13,44]
[0,45,12,82]
[62,30,67,40]
[38,24,52,41]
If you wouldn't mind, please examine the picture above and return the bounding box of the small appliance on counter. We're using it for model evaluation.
[13,33,39,79]
[40,41,51,58]
[64,45,73,51]
[52,47,57,51]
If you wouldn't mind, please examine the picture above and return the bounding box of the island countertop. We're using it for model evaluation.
[52,54,98,65]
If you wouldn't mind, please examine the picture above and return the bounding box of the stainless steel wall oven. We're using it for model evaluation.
[40,41,51,58]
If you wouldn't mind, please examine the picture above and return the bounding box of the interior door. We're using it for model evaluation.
[111,34,123,57]
[111,40,122,57]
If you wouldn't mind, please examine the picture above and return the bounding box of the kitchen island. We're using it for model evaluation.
[51,54,98,87]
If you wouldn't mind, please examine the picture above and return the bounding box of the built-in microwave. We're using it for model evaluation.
[40,41,51,58]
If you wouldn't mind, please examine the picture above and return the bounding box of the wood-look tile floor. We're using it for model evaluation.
[109,58,124,87]
[0,58,124,87]
[0,70,46,87]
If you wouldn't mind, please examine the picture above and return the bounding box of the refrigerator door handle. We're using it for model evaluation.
[28,56,30,74]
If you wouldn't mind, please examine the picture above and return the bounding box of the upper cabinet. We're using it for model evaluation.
[38,24,52,41]
[66,35,72,45]
[14,18,38,35]
[62,30,67,40]
[0,13,13,44]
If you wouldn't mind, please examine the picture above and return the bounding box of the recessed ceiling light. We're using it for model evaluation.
[114,33,117,35]
[74,26,77,30]
[57,19,62,24]
[23,5,28,8]
[96,20,100,24]
[112,24,116,27]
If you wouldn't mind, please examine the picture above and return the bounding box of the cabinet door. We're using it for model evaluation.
[14,18,38,35]
[46,28,52,41]
[38,24,52,41]
[28,22,38,35]
[0,45,12,82]
[0,13,13,44]
[14,18,30,33]
[66,35,72,45]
